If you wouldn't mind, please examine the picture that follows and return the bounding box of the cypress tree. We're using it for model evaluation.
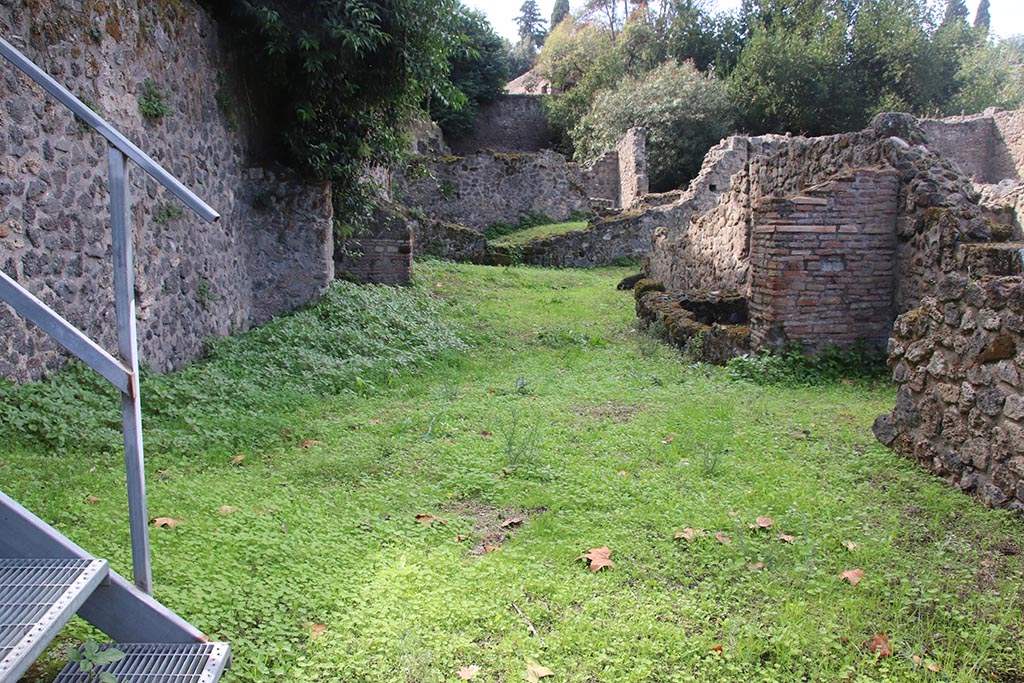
[551,0,571,28]
[974,0,990,35]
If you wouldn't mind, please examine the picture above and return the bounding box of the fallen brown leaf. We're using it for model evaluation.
[455,534,471,542]
[746,562,765,570]
[728,510,740,517]
[715,531,732,545]
[300,439,322,448]
[778,534,795,543]
[309,624,326,640]
[458,665,481,680]
[675,528,702,541]
[577,546,614,572]
[618,470,631,476]
[867,632,891,657]
[369,418,382,425]
[844,541,858,551]
[709,645,723,653]
[86,495,101,505]
[483,545,502,553]
[501,517,523,528]
[229,455,245,465]
[219,505,236,514]
[523,661,554,683]
[661,434,675,444]
[151,517,183,529]
[415,513,447,526]
[840,568,865,585]
[755,516,774,528]
[480,430,493,437]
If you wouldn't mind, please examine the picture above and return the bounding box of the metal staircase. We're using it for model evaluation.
[0,35,230,683]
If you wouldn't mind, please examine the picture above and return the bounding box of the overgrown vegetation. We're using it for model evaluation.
[489,220,589,247]
[726,342,890,386]
[531,0,1024,189]
[7,262,1024,683]
[483,211,591,241]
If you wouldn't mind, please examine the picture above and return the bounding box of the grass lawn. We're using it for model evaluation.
[489,221,589,247]
[4,260,1024,683]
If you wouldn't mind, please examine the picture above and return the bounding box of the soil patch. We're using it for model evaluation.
[442,500,545,556]
[569,402,645,423]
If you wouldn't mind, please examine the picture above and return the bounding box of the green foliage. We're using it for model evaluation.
[483,212,558,240]
[951,38,1024,112]
[726,341,889,386]
[201,0,464,224]
[153,202,184,225]
[66,639,125,683]
[214,87,239,132]
[0,280,465,457]
[137,78,173,120]
[515,0,547,44]
[430,7,510,139]
[550,0,570,29]
[8,262,1024,683]
[490,220,589,246]
[575,60,734,190]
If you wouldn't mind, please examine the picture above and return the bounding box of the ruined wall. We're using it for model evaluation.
[0,0,333,381]
[993,109,1024,179]
[486,216,652,268]
[335,206,412,285]
[919,115,1017,183]
[574,151,620,206]
[749,170,899,350]
[617,127,649,208]
[396,150,610,231]
[448,95,555,154]
[873,276,1024,512]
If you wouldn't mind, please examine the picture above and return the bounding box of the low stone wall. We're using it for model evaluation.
[448,95,556,154]
[919,115,1017,183]
[395,150,608,231]
[873,276,1024,512]
[335,206,412,285]
[0,0,334,381]
[486,215,652,268]
[749,169,899,350]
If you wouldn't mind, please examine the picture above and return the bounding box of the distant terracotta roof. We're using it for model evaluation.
[505,69,555,95]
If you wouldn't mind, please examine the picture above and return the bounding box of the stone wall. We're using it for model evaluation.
[919,114,1017,183]
[617,127,649,208]
[993,109,1024,179]
[749,169,899,350]
[448,95,556,154]
[335,206,412,285]
[873,276,1024,512]
[396,150,610,231]
[0,0,333,381]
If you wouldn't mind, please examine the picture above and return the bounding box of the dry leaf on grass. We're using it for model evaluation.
[309,624,326,640]
[86,495,100,504]
[523,661,554,683]
[415,513,447,526]
[715,531,732,545]
[675,528,702,541]
[778,534,795,543]
[501,517,523,528]
[151,517,183,529]
[844,541,858,551]
[746,562,765,570]
[219,505,236,514]
[229,455,245,465]
[458,665,481,680]
[661,434,674,444]
[840,568,865,585]
[754,516,774,529]
[577,546,614,572]
[867,632,891,657]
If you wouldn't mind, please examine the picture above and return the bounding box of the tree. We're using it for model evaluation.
[551,0,571,29]
[974,0,990,36]
[951,38,1024,112]
[941,0,968,26]
[431,7,511,138]
[202,0,463,223]
[729,1,861,135]
[516,1,548,43]
[573,60,735,190]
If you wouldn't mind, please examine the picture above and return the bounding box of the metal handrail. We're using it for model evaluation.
[0,36,219,595]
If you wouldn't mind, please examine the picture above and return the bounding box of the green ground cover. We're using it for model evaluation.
[489,221,589,247]
[4,261,1023,682]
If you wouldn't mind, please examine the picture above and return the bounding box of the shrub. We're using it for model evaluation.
[572,60,734,191]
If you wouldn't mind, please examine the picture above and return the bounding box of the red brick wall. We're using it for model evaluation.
[749,169,899,350]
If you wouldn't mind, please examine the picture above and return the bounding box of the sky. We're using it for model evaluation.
[462,0,1024,43]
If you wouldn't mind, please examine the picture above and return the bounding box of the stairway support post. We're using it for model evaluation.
[109,147,152,595]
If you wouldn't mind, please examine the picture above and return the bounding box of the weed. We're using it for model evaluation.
[214,88,239,132]
[196,277,216,310]
[152,202,183,225]
[500,409,540,470]
[726,341,888,386]
[137,78,173,120]
[66,639,124,683]
[74,94,100,134]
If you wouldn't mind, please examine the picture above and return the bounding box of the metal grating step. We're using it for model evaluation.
[53,642,230,683]
[0,558,108,683]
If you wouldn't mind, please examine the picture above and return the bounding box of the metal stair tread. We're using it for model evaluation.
[53,642,230,683]
[0,558,109,683]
